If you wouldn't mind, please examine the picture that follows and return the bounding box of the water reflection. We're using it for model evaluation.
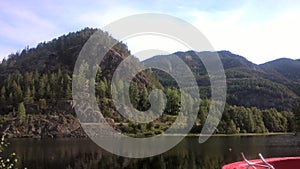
[6,135,300,169]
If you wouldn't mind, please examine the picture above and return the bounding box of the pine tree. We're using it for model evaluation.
[165,88,180,115]
[95,65,102,83]
[0,86,6,110]
[138,86,150,111]
[37,77,46,99]
[8,92,13,106]
[11,80,22,104]
[63,72,72,98]
[33,70,40,87]
[129,82,139,108]
[227,120,238,134]
[293,96,300,133]
[24,72,33,86]
[74,61,89,91]
[97,80,107,98]
[31,86,36,99]
[14,70,22,86]
[24,87,33,104]
[18,102,26,120]
[46,83,51,99]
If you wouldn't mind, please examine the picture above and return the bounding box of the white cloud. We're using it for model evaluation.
[76,6,141,28]
[1,0,300,63]
[190,7,300,64]
[124,34,190,60]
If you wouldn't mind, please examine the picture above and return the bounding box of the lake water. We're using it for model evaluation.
[5,135,300,169]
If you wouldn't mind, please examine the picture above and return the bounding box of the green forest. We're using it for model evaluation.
[0,28,300,138]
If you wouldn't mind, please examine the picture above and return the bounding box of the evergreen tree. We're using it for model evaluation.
[65,83,72,99]
[129,82,139,109]
[33,70,40,87]
[8,92,13,106]
[95,65,102,83]
[63,72,72,98]
[14,70,22,86]
[0,86,6,96]
[24,87,33,104]
[31,86,36,99]
[24,72,33,86]
[0,86,6,110]
[74,61,89,91]
[11,80,22,104]
[37,77,46,99]
[227,120,238,134]
[293,97,300,133]
[138,86,150,111]
[165,88,180,115]
[18,102,26,120]
[97,80,108,98]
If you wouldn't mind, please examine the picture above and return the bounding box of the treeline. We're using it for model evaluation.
[0,69,72,115]
[0,67,297,135]
[149,51,299,112]
[0,27,298,136]
[191,101,296,134]
[0,64,297,135]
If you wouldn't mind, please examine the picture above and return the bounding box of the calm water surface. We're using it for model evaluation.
[6,135,300,169]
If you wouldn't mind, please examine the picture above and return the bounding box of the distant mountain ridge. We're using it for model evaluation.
[144,50,300,111]
[1,28,299,138]
[0,27,299,112]
[260,58,300,82]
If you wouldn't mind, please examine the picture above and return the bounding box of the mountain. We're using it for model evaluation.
[144,50,300,111]
[260,58,300,83]
[1,27,298,112]
[0,28,158,115]
[0,28,298,137]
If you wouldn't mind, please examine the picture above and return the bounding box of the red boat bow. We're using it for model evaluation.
[223,155,300,169]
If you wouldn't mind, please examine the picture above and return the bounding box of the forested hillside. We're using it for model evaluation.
[0,28,157,115]
[145,51,300,111]
[0,28,299,138]
[261,58,300,83]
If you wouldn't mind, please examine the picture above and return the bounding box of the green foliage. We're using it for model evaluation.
[147,51,299,111]
[0,28,299,138]
[138,86,150,111]
[0,69,72,115]
[227,120,238,134]
[0,135,18,169]
[18,102,26,120]
[0,28,131,114]
[293,95,300,133]
[129,82,139,109]
[192,100,294,134]
[165,88,181,115]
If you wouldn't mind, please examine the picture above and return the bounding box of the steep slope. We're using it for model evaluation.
[0,28,158,115]
[144,50,299,111]
[260,58,300,83]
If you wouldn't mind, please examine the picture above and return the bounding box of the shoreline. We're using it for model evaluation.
[168,132,295,137]
[6,132,296,139]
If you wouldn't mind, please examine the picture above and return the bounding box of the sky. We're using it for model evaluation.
[1,0,300,64]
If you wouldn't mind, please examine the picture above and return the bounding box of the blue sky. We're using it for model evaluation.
[1,0,300,64]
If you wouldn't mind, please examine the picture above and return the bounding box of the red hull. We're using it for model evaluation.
[222,157,300,169]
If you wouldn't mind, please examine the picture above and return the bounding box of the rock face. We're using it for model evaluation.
[1,114,87,138]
